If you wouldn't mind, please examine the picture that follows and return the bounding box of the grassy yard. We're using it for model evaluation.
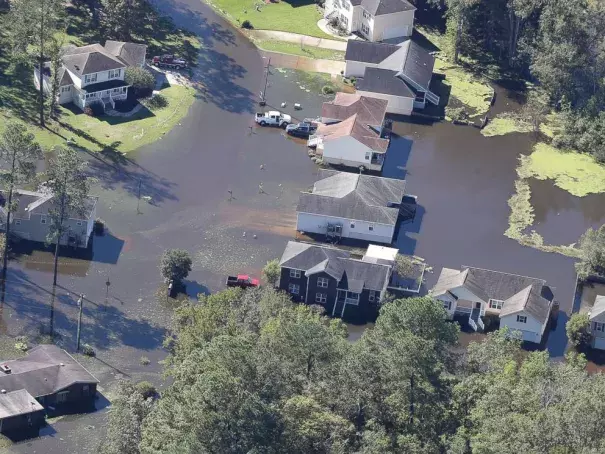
[206,0,332,38]
[255,39,344,60]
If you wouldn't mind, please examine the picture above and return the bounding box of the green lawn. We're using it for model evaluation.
[207,0,332,38]
[1,86,196,154]
[255,39,344,60]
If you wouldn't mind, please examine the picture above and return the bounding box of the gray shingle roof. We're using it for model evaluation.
[0,389,44,419]
[58,68,74,87]
[461,267,546,302]
[500,284,552,324]
[0,345,99,398]
[104,40,147,67]
[357,68,416,98]
[344,40,401,64]
[590,295,605,320]
[362,0,415,15]
[297,171,406,225]
[401,41,435,90]
[279,241,390,292]
[321,93,388,126]
[2,190,98,221]
[63,46,125,77]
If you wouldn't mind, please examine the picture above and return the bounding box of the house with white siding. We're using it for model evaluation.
[324,0,415,42]
[430,266,554,344]
[310,94,390,171]
[34,41,147,112]
[296,170,413,244]
[589,296,605,350]
[345,40,439,115]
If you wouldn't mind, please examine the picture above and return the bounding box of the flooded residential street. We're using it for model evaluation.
[4,0,605,451]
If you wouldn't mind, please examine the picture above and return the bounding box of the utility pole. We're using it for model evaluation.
[260,56,271,105]
[105,275,111,309]
[136,179,142,214]
[76,293,84,352]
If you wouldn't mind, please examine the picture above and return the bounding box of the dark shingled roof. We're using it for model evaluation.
[348,0,415,15]
[279,241,390,292]
[0,345,99,398]
[297,170,406,225]
[400,41,435,91]
[357,68,415,98]
[321,93,388,126]
[461,266,547,302]
[344,40,401,64]
[500,284,552,324]
[104,40,147,67]
[62,43,125,77]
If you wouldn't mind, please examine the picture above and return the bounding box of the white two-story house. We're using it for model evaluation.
[35,41,147,111]
[324,0,415,42]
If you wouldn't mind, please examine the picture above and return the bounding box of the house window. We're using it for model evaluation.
[340,14,349,26]
[40,217,47,225]
[342,0,350,11]
[517,315,527,324]
[61,86,71,93]
[361,23,370,36]
[76,221,83,226]
[594,322,605,332]
[369,290,379,303]
[14,220,21,225]
[290,269,301,279]
[56,391,69,403]
[317,277,329,288]
[108,69,121,79]
[84,73,98,84]
[86,93,97,99]
[350,222,355,229]
[112,87,123,93]
[489,299,504,310]
[288,283,300,295]
[346,291,360,305]
[362,9,372,19]
[315,293,327,303]
[365,152,371,161]
[368,224,374,231]
[443,301,452,311]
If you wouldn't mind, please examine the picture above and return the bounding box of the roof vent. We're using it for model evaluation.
[60,363,65,366]
[0,390,5,394]
[0,364,11,374]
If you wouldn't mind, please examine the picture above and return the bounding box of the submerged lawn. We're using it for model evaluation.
[206,0,330,38]
[481,114,532,137]
[255,39,345,61]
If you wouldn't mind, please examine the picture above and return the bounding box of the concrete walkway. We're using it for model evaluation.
[260,49,345,75]
[316,19,359,41]
[248,30,347,51]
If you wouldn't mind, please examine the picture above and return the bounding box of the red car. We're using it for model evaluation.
[226,274,260,288]
[152,55,187,69]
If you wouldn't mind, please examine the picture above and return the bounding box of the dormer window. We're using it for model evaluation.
[84,73,98,84]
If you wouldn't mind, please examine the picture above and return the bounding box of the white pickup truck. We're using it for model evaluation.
[255,111,292,128]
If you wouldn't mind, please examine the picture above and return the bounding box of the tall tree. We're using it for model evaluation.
[45,147,91,286]
[575,225,605,279]
[0,122,42,302]
[102,0,147,41]
[5,0,64,127]
[47,35,65,120]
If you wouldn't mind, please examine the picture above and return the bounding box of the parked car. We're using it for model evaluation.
[286,122,317,138]
[152,55,187,69]
[255,111,291,128]
[226,274,260,288]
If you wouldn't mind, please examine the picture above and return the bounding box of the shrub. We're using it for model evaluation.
[81,344,96,357]
[84,106,94,116]
[125,66,156,98]
[14,336,28,352]
[566,313,591,348]
[322,85,335,95]
[160,249,192,283]
[140,356,151,366]
[94,218,105,235]
[241,20,253,29]
[145,93,168,109]
[136,380,157,399]
[262,259,280,286]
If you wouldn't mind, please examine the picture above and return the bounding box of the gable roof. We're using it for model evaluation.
[0,389,44,419]
[500,284,552,324]
[0,189,97,221]
[104,40,147,67]
[322,93,388,126]
[590,295,605,320]
[400,40,435,91]
[62,43,126,77]
[279,241,390,292]
[0,345,99,399]
[57,67,74,87]
[460,267,547,302]
[316,114,389,153]
[357,68,416,98]
[350,0,415,15]
[344,40,401,64]
[297,170,406,225]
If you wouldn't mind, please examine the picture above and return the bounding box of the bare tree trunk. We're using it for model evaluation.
[454,14,463,64]
[0,188,13,305]
[52,232,60,286]
[38,0,46,127]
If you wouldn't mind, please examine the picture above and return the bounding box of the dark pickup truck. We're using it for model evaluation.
[286,122,317,138]
[226,274,260,288]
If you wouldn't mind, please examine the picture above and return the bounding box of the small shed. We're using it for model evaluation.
[0,389,45,434]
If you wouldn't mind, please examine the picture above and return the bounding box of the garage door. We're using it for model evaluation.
[518,330,540,343]
[382,25,411,41]
[594,337,605,350]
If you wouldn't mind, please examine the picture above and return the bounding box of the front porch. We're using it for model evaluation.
[73,80,130,111]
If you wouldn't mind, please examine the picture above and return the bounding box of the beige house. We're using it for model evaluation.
[430,266,554,344]
[0,190,98,248]
[589,296,605,349]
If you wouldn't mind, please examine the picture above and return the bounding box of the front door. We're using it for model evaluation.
[475,302,481,309]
